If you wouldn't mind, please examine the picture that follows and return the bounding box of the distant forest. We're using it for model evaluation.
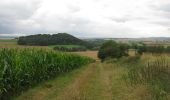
[18,33,93,48]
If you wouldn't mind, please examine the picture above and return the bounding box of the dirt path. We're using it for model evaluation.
[55,63,98,100]
[16,62,150,100]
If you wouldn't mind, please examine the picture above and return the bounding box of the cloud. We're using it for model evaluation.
[0,0,170,38]
[0,0,41,34]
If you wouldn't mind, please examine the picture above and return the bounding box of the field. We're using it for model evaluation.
[0,39,49,49]
[15,54,170,100]
[0,39,170,100]
[0,48,94,99]
[71,51,99,61]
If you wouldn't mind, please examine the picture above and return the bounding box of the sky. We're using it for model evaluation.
[0,0,170,38]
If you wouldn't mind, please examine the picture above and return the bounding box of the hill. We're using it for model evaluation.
[17,33,93,48]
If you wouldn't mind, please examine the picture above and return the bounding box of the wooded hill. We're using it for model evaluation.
[18,33,93,48]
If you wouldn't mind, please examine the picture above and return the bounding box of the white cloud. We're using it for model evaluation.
[0,0,170,38]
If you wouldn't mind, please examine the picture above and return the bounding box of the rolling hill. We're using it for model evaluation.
[17,33,93,48]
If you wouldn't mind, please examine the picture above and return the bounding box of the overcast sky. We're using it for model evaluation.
[0,0,170,38]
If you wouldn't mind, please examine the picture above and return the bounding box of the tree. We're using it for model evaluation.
[165,46,170,53]
[137,45,147,55]
[98,41,129,62]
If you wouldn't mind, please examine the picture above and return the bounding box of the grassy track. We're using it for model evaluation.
[15,62,155,100]
[15,65,88,100]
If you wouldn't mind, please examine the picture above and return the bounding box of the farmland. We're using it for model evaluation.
[2,0,170,99]
[0,48,94,100]
[0,39,170,100]
[15,54,170,100]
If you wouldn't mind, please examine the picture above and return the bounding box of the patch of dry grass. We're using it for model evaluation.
[71,51,99,61]
[56,63,97,100]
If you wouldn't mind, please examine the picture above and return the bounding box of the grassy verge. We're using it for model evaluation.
[121,55,170,100]
[15,65,88,100]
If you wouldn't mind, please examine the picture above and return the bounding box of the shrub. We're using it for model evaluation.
[98,41,129,62]
[53,45,86,52]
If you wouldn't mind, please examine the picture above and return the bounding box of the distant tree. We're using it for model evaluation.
[165,46,170,53]
[156,46,164,54]
[137,45,166,54]
[119,43,129,56]
[137,45,147,55]
[98,41,129,62]
[130,42,138,54]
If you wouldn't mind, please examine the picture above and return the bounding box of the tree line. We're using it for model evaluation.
[97,40,170,62]
[53,46,86,52]
[17,33,93,48]
[136,45,170,54]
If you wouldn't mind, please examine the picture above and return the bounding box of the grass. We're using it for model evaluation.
[71,51,99,61]
[15,64,88,100]
[0,39,17,42]
[15,61,155,100]
[122,55,170,100]
[0,39,51,49]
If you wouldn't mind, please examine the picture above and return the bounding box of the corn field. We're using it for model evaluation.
[0,48,95,100]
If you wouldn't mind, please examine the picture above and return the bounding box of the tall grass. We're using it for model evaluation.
[126,56,170,100]
[0,48,94,100]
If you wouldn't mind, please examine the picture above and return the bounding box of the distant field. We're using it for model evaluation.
[71,51,99,61]
[0,39,50,49]
[0,39,17,42]
[143,41,170,47]
[0,39,17,47]
[0,39,98,60]
[0,39,86,49]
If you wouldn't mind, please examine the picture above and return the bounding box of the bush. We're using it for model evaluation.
[53,45,87,52]
[98,41,129,62]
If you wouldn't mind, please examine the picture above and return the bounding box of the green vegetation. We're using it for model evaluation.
[83,39,106,50]
[130,43,170,54]
[0,39,17,43]
[98,40,129,62]
[53,45,87,52]
[137,45,165,54]
[0,48,94,100]
[15,64,88,100]
[49,45,82,48]
[1,38,170,100]
[17,33,93,48]
[122,55,170,100]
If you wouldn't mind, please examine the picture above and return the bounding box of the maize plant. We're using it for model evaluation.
[0,48,95,100]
